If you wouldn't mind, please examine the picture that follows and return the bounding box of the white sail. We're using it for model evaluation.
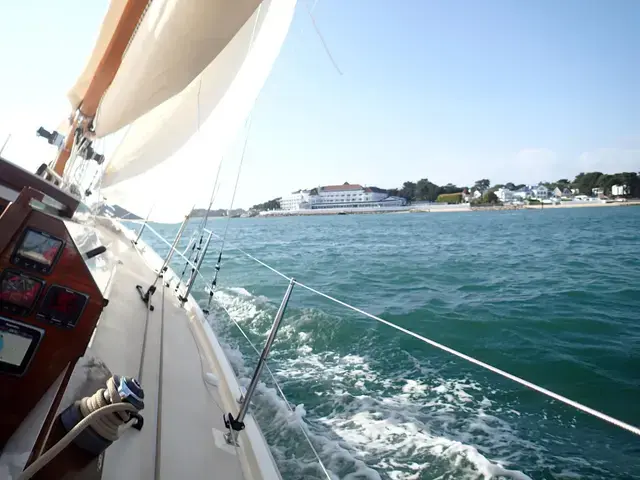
[93,0,262,137]
[100,0,296,222]
[67,0,128,111]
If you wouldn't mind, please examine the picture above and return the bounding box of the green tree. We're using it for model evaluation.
[474,179,491,191]
[505,182,516,190]
[416,178,440,201]
[251,198,281,211]
[485,191,499,204]
[573,172,603,195]
[439,183,463,195]
[399,181,416,201]
[619,172,640,197]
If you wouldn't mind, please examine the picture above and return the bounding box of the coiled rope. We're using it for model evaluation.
[18,377,142,479]
[18,395,137,480]
[78,376,133,441]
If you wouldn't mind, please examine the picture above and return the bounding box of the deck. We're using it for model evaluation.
[0,219,279,480]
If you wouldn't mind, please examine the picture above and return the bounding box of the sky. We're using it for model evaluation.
[1,0,639,210]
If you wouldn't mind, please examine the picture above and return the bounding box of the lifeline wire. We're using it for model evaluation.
[216,302,333,480]
[128,217,640,437]
[204,235,640,438]
[203,116,253,312]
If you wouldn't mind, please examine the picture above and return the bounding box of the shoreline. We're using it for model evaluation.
[257,200,640,217]
[523,200,640,210]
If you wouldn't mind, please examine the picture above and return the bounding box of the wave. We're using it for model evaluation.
[207,287,539,479]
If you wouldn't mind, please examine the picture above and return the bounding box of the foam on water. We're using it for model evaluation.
[208,287,539,479]
[145,209,640,479]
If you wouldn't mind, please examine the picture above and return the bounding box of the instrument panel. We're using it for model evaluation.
[37,286,88,329]
[0,270,44,316]
[1,226,89,329]
[11,228,64,274]
[0,317,44,376]
[0,165,108,449]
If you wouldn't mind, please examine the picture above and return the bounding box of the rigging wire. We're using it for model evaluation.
[203,117,253,313]
[175,158,224,290]
[304,0,343,75]
[201,235,640,439]
[216,302,333,480]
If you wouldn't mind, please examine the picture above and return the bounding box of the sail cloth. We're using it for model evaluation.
[100,0,296,222]
[93,0,262,137]
[68,0,128,111]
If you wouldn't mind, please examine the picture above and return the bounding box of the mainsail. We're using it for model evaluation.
[92,0,263,137]
[64,0,296,222]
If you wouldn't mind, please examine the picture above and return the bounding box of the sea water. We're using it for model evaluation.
[141,206,640,479]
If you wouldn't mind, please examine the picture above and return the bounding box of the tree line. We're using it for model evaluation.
[385,171,640,202]
[251,198,281,211]
[387,179,466,203]
[251,171,639,209]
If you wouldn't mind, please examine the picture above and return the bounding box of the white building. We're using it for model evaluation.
[592,187,604,196]
[531,184,550,199]
[315,183,388,204]
[280,190,315,211]
[612,184,629,196]
[280,183,406,211]
[495,187,515,203]
[513,187,532,200]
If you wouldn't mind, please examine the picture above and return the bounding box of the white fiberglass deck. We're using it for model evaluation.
[93,219,280,480]
[0,219,279,480]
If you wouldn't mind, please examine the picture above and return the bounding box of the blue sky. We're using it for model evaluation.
[1,0,638,208]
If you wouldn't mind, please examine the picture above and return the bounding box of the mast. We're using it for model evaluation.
[52,0,149,176]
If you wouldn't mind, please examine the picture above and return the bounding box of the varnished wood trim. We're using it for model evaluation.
[0,158,79,217]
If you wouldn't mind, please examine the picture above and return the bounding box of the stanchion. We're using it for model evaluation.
[224,278,295,445]
[135,211,190,311]
[179,231,212,306]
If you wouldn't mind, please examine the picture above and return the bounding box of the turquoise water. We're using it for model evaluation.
[140,207,640,480]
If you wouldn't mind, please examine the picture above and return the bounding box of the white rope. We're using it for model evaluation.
[18,403,137,480]
[78,376,131,441]
[202,237,640,438]
[216,302,333,480]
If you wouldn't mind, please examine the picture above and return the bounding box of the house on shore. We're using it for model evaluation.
[612,184,629,196]
[553,187,573,198]
[495,187,515,203]
[279,182,407,211]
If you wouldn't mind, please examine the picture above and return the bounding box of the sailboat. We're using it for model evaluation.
[2,1,639,479]
[0,0,300,478]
